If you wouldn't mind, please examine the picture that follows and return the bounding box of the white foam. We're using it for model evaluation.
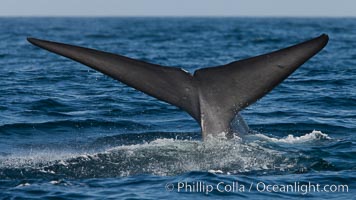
[2,130,328,177]
[50,180,60,185]
[16,183,31,187]
[255,130,331,144]
[101,136,288,176]
[0,150,79,168]
[208,169,223,174]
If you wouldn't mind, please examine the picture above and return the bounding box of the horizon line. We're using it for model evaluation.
[0,15,356,18]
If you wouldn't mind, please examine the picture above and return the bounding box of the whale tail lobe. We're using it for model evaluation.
[28,34,328,140]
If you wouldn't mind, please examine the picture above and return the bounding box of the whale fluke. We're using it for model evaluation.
[28,34,328,140]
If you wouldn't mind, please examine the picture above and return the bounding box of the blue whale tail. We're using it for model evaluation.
[28,34,328,140]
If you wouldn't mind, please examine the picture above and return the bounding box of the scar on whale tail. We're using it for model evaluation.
[27,34,329,140]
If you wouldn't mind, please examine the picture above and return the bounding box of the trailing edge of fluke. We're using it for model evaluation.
[27,34,329,140]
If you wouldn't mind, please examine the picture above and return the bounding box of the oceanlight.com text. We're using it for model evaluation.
[165,181,349,195]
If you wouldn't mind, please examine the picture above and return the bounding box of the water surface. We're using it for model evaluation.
[0,17,355,199]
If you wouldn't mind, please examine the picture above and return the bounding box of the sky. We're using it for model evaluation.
[0,0,355,17]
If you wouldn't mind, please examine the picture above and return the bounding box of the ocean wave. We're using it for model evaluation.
[0,131,335,179]
[85,34,117,39]
[253,130,331,144]
[0,119,150,135]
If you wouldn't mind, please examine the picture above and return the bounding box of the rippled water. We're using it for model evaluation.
[0,17,355,199]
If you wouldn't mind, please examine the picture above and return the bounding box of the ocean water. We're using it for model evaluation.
[0,17,355,199]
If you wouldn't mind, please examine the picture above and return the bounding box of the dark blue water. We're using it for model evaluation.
[0,17,355,199]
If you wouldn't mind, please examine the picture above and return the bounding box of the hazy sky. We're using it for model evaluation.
[1,0,355,17]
